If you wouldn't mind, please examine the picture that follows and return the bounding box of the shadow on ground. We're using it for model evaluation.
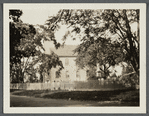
[10,89,139,107]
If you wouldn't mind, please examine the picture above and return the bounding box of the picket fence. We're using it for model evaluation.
[10,80,127,91]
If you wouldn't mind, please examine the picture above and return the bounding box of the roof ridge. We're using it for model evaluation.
[50,45,78,57]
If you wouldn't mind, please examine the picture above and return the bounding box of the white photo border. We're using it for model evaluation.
[3,3,146,113]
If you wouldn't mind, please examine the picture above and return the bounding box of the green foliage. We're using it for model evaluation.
[34,52,64,82]
[9,10,23,22]
[10,10,63,83]
[86,66,97,80]
[46,9,140,79]
[10,10,37,83]
[120,65,139,87]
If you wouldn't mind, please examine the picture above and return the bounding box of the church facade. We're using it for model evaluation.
[44,45,87,83]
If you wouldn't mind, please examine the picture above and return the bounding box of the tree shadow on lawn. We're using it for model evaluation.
[11,89,139,106]
[43,89,139,103]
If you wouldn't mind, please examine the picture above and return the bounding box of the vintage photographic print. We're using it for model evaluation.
[3,3,146,113]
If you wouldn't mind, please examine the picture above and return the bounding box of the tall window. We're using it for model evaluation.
[66,70,69,78]
[86,70,89,77]
[65,58,69,66]
[76,70,80,78]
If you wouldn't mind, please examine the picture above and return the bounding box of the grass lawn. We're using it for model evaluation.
[11,89,139,106]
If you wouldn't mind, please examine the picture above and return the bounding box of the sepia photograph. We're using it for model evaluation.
[3,3,146,113]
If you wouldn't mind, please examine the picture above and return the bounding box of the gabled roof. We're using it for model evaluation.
[50,45,78,57]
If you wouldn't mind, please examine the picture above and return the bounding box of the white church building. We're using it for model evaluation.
[44,45,87,83]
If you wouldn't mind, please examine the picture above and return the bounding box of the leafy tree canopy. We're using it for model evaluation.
[10,10,63,83]
[46,9,139,79]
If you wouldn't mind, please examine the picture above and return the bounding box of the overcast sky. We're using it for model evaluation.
[20,9,81,46]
